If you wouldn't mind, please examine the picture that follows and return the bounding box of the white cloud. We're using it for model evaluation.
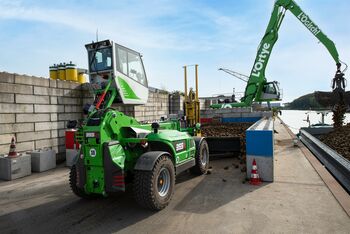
[0,0,349,102]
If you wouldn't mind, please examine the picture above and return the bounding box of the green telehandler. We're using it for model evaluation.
[69,40,209,210]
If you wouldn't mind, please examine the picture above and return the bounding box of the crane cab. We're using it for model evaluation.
[259,81,281,101]
[85,40,148,105]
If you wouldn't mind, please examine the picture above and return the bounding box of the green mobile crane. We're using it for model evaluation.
[69,40,209,210]
[211,0,347,108]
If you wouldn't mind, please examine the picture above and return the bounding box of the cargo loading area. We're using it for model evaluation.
[0,120,349,233]
[1,0,350,232]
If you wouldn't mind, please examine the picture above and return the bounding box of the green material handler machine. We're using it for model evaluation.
[211,0,346,109]
[70,40,209,210]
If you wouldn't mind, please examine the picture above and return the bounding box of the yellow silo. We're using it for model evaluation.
[65,61,78,82]
[49,64,58,80]
[58,63,66,80]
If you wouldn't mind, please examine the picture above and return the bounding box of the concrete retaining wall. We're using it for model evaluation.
[0,72,176,155]
[0,72,84,158]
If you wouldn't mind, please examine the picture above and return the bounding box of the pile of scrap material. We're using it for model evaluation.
[314,91,350,107]
[201,122,252,137]
[201,122,252,159]
[319,123,350,161]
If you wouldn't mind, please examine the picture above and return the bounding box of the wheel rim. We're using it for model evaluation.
[200,147,208,166]
[157,167,171,197]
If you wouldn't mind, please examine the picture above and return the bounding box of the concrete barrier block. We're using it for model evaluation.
[0,123,34,134]
[0,103,33,113]
[34,86,64,96]
[35,121,65,131]
[16,113,50,123]
[50,96,57,104]
[30,149,56,172]
[0,83,33,95]
[64,105,82,113]
[246,155,273,182]
[246,117,274,182]
[57,80,81,89]
[58,113,82,121]
[35,138,60,149]
[64,89,81,97]
[50,113,58,121]
[49,79,57,88]
[17,130,51,142]
[0,72,15,83]
[0,134,13,145]
[51,130,58,138]
[15,94,50,104]
[51,88,64,96]
[66,149,79,167]
[16,141,35,152]
[58,129,66,137]
[57,97,81,105]
[15,75,50,87]
[0,114,15,123]
[0,93,14,103]
[33,86,49,96]
[34,104,65,113]
[0,154,31,180]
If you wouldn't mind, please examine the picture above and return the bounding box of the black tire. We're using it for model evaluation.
[133,155,175,211]
[190,139,210,175]
[69,165,96,199]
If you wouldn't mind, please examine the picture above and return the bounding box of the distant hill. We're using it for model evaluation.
[287,91,350,110]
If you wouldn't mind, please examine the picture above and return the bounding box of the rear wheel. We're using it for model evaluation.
[133,155,175,210]
[190,139,209,175]
[69,165,96,199]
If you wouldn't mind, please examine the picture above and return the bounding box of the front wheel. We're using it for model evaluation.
[190,139,210,175]
[133,155,175,210]
[69,165,96,199]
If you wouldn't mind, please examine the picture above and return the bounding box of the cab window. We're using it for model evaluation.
[115,45,147,86]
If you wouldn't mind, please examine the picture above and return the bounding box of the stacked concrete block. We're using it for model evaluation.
[30,149,56,172]
[0,154,31,180]
[0,71,190,158]
[0,72,84,157]
[246,117,274,182]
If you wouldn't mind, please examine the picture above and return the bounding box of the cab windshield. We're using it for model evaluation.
[89,47,113,72]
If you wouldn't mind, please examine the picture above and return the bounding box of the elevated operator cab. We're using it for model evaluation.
[85,40,148,105]
[260,81,281,101]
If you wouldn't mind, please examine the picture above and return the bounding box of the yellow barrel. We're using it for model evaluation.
[58,63,66,80]
[78,73,86,83]
[49,64,58,80]
[65,61,78,82]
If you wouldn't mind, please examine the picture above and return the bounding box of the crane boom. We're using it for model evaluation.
[218,68,249,82]
[211,0,345,108]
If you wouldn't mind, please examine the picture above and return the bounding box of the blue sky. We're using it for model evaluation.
[0,0,349,102]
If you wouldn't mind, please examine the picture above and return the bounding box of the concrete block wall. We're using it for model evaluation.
[109,87,171,122]
[134,88,170,122]
[0,72,84,157]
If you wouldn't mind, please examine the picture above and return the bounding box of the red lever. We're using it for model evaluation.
[95,91,107,110]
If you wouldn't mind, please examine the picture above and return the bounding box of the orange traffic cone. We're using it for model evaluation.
[250,159,261,185]
[8,137,18,158]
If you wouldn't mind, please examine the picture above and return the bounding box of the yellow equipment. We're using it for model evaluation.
[77,68,87,83]
[49,64,58,80]
[183,64,200,135]
[65,61,78,82]
[58,63,66,80]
